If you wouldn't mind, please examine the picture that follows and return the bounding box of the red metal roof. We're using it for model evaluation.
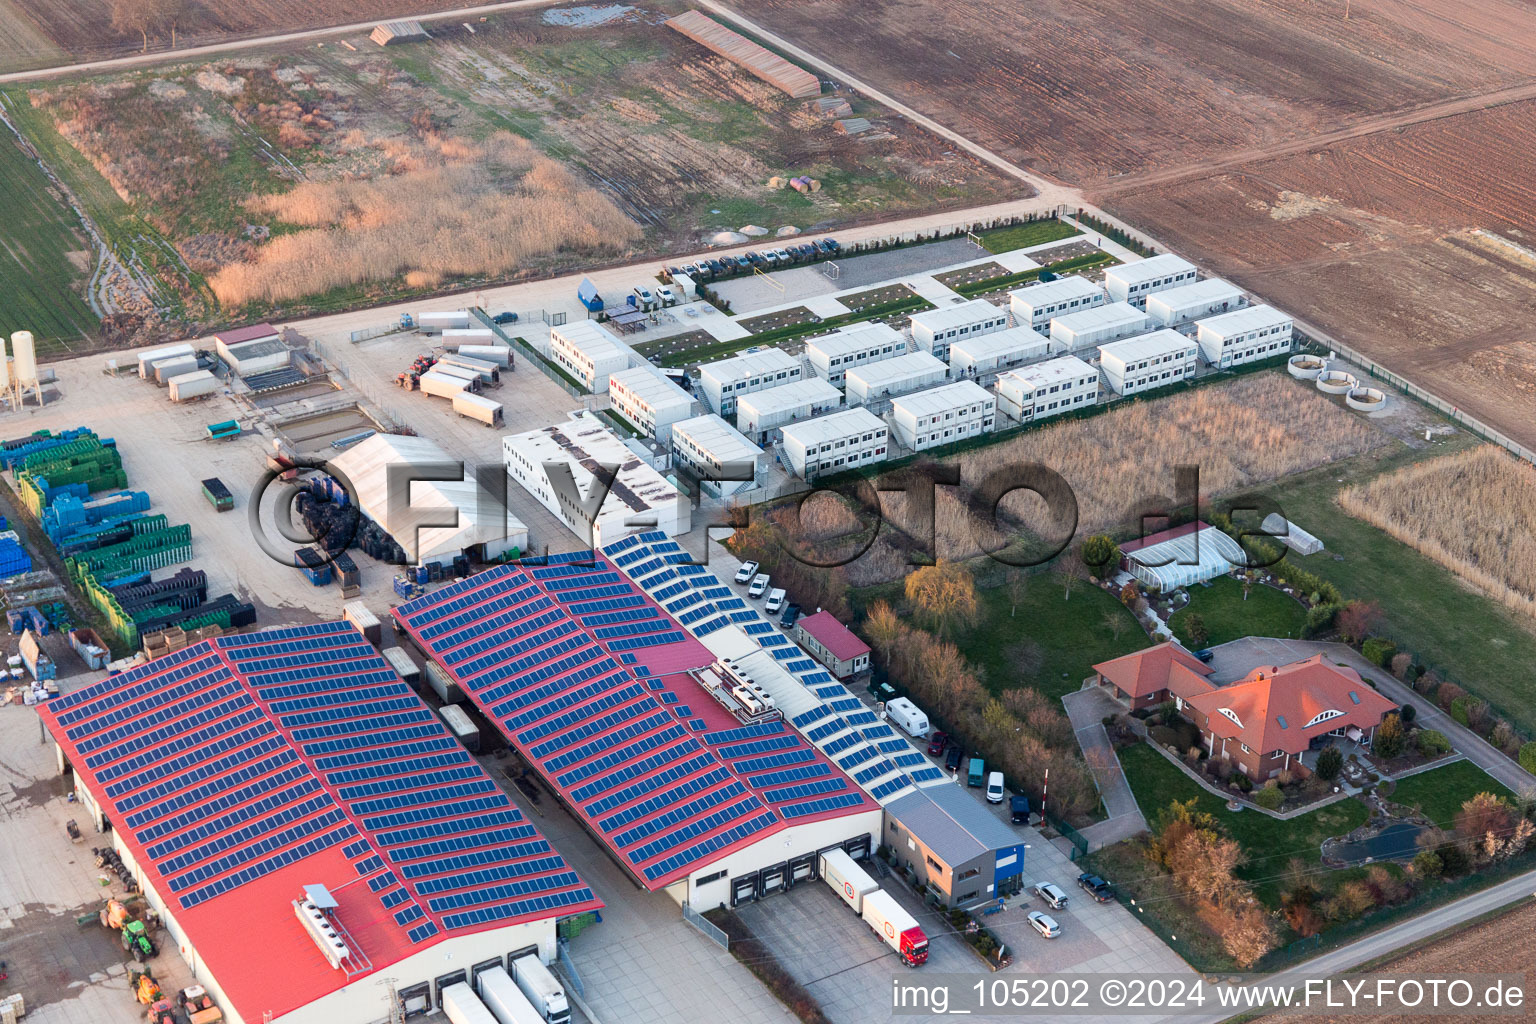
[37,623,599,1022]
[393,550,877,890]
[1184,655,1397,756]
[1119,520,1211,555]
[212,323,279,346]
[795,610,871,663]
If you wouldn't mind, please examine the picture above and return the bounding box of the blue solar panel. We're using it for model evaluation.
[870,778,911,801]
[778,792,865,818]
[910,766,944,783]
[762,778,846,803]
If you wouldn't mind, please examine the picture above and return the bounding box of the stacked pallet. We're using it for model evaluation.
[666,11,820,98]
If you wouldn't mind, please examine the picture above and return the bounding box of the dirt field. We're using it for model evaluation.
[721,0,1536,185]
[1100,98,1536,450]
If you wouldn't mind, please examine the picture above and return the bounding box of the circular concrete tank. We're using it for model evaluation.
[1346,386,1387,412]
[1287,354,1328,380]
[1316,370,1359,395]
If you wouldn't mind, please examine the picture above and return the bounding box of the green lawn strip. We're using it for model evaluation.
[953,252,1118,298]
[1168,576,1307,648]
[1386,760,1516,831]
[977,219,1081,254]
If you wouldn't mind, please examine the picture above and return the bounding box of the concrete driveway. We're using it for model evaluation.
[1063,686,1147,849]
[1208,638,1536,797]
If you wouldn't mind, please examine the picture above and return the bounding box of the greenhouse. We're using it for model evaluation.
[1122,522,1247,591]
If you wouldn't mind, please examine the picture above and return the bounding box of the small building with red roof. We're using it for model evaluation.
[793,610,872,679]
[1091,641,1215,710]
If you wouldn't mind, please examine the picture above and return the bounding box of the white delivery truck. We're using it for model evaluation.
[441,982,500,1024]
[476,966,545,1024]
[820,848,879,913]
[860,890,929,966]
[453,392,504,427]
[511,954,571,1024]
[419,370,471,400]
[168,370,220,402]
[884,697,930,739]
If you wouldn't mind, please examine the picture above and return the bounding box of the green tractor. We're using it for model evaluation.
[121,919,156,962]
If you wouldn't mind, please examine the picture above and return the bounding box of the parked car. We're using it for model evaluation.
[680,263,701,278]
[1027,911,1061,939]
[748,574,770,599]
[491,311,518,325]
[734,560,759,584]
[656,286,678,306]
[821,237,841,253]
[797,243,818,259]
[1010,795,1031,824]
[761,251,780,267]
[705,259,725,275]
[985,771,1005,804]
[764,588,786,614]
[1031,882,1069,910]
[779,603,801,629]
[772,248,793,263]
[1193,648,1215,663]
[633,285,656,309]
[926,731,947,756]
[744,251,764,266]
[1077,873,1115,902]
[944,744,963,772]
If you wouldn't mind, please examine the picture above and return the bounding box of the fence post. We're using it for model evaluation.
[681,902,729,950]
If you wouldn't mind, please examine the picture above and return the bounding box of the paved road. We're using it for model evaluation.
[1062,686,1147,850]
[1209,638,1536,798]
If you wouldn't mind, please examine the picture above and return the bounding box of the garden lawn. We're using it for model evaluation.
[973,579,1144,700]
[1169,576,1307,648]
[1387,759,1516,830]
[1118,742,1369,905]
[978,219,1080,254]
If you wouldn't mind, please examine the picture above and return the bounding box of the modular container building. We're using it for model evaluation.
[1048,302,1152,355]
[697,347,801,416]
[1195,304,1294,368]
[1103,253,1198,308]
[549,320,633,392]
[780,407,889,480]
[417,311,473,334]
[1144,278,1246,327]
[167,370,219,402]
[1008,277,1104,330]
[1098,329,1198,395]
[890,380,995,451]
[908,299,1008,362]
[669,413,765,499]
[452,392,504,428]
[607,365,697,443]
[843,351,949,406]
[947,325,1051,377]
[805,322,904,387]
[735,378,843,444]
[994,355,1099,424]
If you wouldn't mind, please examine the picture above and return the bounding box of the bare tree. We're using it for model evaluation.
[157,0,191,47]
[1005,568,1028,619]
[1051,553,1084,601]
[1102,609,1125,643]
[111,0,159,51]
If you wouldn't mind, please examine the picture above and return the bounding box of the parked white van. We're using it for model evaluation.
[885,697,930,739]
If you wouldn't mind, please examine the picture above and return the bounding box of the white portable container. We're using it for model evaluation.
[820,847,879,913]
[168,370,219,402]
[424,661,465,704]
[453,391,504,427]
[459,344,511,367]
[420,370,471,399]
[510,955,571,1024]
[418,311,472,334]
[441,327,496,346]
[441,982,500,1024]
[135,342,194,378]
[439,354,499,383]
[884,696,929,739]
[478,967,546,1024]
[152,355,198,384]
[381,645,420,687]
[439,703,480,753]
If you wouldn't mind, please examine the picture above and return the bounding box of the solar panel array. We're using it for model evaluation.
[396,546,875,887]
[41,622,597,944]
[607,536,959,806]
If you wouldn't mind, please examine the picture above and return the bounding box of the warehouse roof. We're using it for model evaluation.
[1051,302,1148,334]
[949,326,1050,364]
[780,408,886,448]
[212,323,279,346]
[393,550,877,889]
[1009,276,1102,309]
[1098,329,1197,364]
[844,351,947,389]
[892,380,994,419]
[736,378,843,418]
[908,298,1006,334]
[807,321,903,360]
[1105,253,1197,287]
[885,782,1021,866]
[996,355,1096,393]
[698,347,800,382]
[38,622,599,1021]
[1196,303,1293,337]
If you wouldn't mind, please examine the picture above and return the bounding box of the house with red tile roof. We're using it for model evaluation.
[1180,655,1397,781]
[794,611,872,679]
[1091,641,1215,709]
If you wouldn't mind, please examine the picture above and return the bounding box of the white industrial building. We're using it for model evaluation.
[697,348,802,415]
[330,432,527,563]
[212,324,289,377]
[1145,278,1246,327]
[844,351,949,406]
[1104,253,1198,307]
[994,355,1099,424]
[780,408,889,480]
[670,413,766,498]
[1195,304,1295,368]
[890,380,996,451]
[1008,276,1104,330]
[1098,330,1198,396]
[504,412,691,546]
[908,299,1009,361]
[735,378,843,444]
[549,320,633,392]
[805,322,904,386]
[1049,302,1152,354]
[607,365,698,442]
[948,325,1051,378]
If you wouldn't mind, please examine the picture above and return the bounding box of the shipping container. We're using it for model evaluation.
[135,343,194,378]
[417,311,473,335]
[424,661,465,704]
[168,371,219,402]
[152,355,199,385]
[68,628,111,670]
[453,392,504,428]
[439,703,481,753]
[440,328,496,348]
[419,370,472,400]
[381,645,420,688]
[431,362,485,386]
[200,478,234,512]
[342,600,381,646]
[458,344,511,367]
[439,354,500,384]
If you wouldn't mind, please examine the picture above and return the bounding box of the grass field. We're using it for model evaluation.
[1387,760,1516,830]
[0,111,98,350]
[1169,577,1308,649]
[977,219,1080,254]
[0,0,66,74]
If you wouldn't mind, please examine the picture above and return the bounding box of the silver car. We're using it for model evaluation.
[1027,911,1061,939]
[1032,882,1069,910]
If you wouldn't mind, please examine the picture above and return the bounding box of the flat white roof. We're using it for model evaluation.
[844,351,947,388]
[1053,302,1147,333]
[698,347,800,382]
[1147,278,1243,308]
[1105,253,1197,286]
[737,378,844,416]
[506,414,680,515]
[892,380,993,418]
[807,321,903,359]
[609,365,694,411]
[672,413,763,463]
[781,407,886,446]
[1010,276,1102,307]
[552,319,631,362]
[1197,303,1293,336]
[908,298,1005,333]
[998,354,1097,392]
[1099,329,1197,363]
[950,325,1050,362]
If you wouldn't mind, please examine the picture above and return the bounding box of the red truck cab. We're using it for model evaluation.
[900,927,929,966]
